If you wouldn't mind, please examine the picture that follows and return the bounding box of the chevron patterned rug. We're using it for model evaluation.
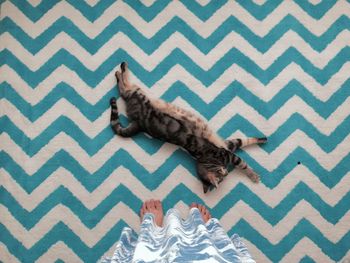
[1,0,350,262]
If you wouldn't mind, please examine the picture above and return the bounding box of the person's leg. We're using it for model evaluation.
[190,203,212,223]
[140,199,164,227]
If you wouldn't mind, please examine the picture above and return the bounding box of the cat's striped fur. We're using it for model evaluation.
[110,62,267,193]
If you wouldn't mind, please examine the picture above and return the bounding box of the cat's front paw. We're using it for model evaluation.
[248,172,260,183]
[252,174,260,183]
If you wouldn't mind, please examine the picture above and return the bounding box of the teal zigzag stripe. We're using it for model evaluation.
[2,47,349,87]
[0,222,128,263]
[1,0,349,261]
[1,221,348,262]
[2,219,348,263]
[2,114,349,155]
[1,184,349,227]
[2,16,349,54]
[1,184,349,262]
[2,79,350,120]
[5,0,343,23]
[229,220,349,262]
[1,149,349,190]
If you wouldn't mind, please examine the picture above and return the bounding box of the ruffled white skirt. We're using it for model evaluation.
[100,208,255,263]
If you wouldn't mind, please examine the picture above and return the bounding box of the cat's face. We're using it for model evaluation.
[197,163,228,193]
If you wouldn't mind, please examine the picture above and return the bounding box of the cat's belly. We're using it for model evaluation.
[133,97,227,150]
[142,114,209,158]
[143,114,188,145]
[150,101,227,149]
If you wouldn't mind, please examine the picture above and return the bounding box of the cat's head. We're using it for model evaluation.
[197,163,228,193]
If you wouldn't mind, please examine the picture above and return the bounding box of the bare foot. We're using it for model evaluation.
[140,199,163,227]
[190,203,212,223]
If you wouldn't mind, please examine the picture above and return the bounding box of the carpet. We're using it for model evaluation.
[0,0,350,262]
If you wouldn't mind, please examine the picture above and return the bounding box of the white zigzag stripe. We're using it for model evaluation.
[240,241,272,263]
[1,97,349,171]
[1,91,349,141]
[280,238,334,262]
[1,165,349,211]
[150,63,350,103]
[176,165,350,208]
[208,95,350,136]
[339,250,350,263]
[0,65,114,105]
[1,199,348,249]
[26,0,101,7]
[35,242,83,263]
[139,0,157,7]
[0,203,139,249]
[83,0,101,7]
[251,0,267,5]
[1,63,349,106]
[0,131,178,174]
[242,130,350,171]
[308,0,322,5]
[2,30,349,71]
[60,236,350,263]
[2,1,348,262]
[2,0,350,38]
[244,238,334,263]
[0,243,20,263]
[26,0,42,7]
[195,0,211,7]
[220,200,350,244]
[25,0,101,7]
[1,117,350,173]
[0,98,110,138]
[20,0,327,11]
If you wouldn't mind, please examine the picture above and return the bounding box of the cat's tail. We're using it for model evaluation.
[110,97,121,134]
[110,97,140,137]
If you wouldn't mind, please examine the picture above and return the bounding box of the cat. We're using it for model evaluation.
[110,62,267,193]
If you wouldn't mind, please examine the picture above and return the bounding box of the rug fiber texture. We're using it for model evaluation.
[0,0,350,262]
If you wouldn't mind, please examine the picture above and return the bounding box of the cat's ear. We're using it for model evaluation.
[203,183,210,193]
[202,182,215,193]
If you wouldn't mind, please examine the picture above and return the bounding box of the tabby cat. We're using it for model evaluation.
[110,62,267,193]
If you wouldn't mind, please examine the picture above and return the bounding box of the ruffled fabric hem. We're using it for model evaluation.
[100,208,255,263]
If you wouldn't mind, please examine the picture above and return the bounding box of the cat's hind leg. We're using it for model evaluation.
[226,137,267,152]
[231,154,260,183]
[110,97,140,137]
[120,61,130,86]
[115,70,130,99]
